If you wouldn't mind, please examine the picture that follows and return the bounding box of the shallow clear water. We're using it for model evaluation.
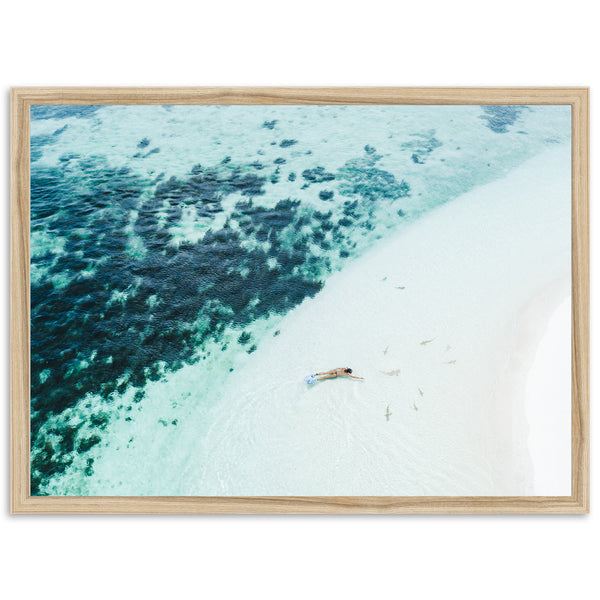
[30,104,570,495]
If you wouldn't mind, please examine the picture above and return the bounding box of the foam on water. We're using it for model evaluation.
[29,104,570,495]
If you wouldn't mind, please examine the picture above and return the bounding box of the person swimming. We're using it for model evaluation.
[314,367,364,381]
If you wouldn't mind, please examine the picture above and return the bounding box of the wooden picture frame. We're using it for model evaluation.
[11,87,589,514]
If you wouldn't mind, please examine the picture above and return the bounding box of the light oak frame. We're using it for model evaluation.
[10,87,590,514]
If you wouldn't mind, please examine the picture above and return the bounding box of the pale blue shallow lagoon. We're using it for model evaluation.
[30,104,571,495]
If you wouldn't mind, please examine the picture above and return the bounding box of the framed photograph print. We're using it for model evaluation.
[10,87,589,513]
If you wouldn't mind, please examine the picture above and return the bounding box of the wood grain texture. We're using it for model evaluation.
[10,87,590,514]
[11,88,31,514]
[570,89,590,513]
[11,495,589,514]
[9,86,589,105]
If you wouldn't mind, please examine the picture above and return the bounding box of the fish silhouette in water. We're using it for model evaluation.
[444,359,456,365]
[395,286,405,290]
[420,337,436,346]
[380,369,401,376]
[383,346,389,355]
[418,387,424,397]
[385,406,392,421]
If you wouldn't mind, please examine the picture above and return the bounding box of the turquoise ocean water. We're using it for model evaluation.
[30,104,570,494]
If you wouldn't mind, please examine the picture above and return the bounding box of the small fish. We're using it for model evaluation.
[385,406,392,421]
[418,387,423,397]
[420,337,436,346]
[395,286,405,290]
[444,359,456,365]
[383,345,389,355]
[381,276,388,281]
[380,369,401,376]
[412,402,419,412]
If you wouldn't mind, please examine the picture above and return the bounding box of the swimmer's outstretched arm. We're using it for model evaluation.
[347,374,364,380]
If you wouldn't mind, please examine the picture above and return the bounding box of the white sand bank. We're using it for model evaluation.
[525,297,571,495]
[184,144,571,496]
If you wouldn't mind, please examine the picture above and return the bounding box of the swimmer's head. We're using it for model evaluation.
[345,368,353,374]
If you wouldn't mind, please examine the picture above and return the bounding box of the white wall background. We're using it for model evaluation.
[1,2,596,598]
